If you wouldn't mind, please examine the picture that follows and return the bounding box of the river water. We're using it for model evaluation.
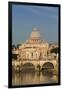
[12,71,58,86]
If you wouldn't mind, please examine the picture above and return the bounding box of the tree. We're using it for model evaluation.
[16,44,21,48]
[51,47,59,54]
[12,44,15,49]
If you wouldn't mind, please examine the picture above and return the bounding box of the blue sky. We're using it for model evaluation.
[12,4,58,45]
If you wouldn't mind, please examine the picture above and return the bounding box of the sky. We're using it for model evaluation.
[12,4,59,45]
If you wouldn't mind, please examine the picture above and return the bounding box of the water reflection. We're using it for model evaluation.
[12,70,58,86]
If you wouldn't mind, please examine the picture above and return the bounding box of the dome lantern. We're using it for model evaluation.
[30,28,41,39]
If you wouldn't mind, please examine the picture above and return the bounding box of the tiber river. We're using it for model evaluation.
[12,70,58,86]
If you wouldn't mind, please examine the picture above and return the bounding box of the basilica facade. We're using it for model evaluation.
[17,28,49,60]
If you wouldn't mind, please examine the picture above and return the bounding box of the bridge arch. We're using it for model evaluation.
[41,62,54,70]
[21,62,35,71]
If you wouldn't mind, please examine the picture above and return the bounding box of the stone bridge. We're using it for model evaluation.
[12,59,57,71]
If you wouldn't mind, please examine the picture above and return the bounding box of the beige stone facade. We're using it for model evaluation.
[18,28,49,60]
